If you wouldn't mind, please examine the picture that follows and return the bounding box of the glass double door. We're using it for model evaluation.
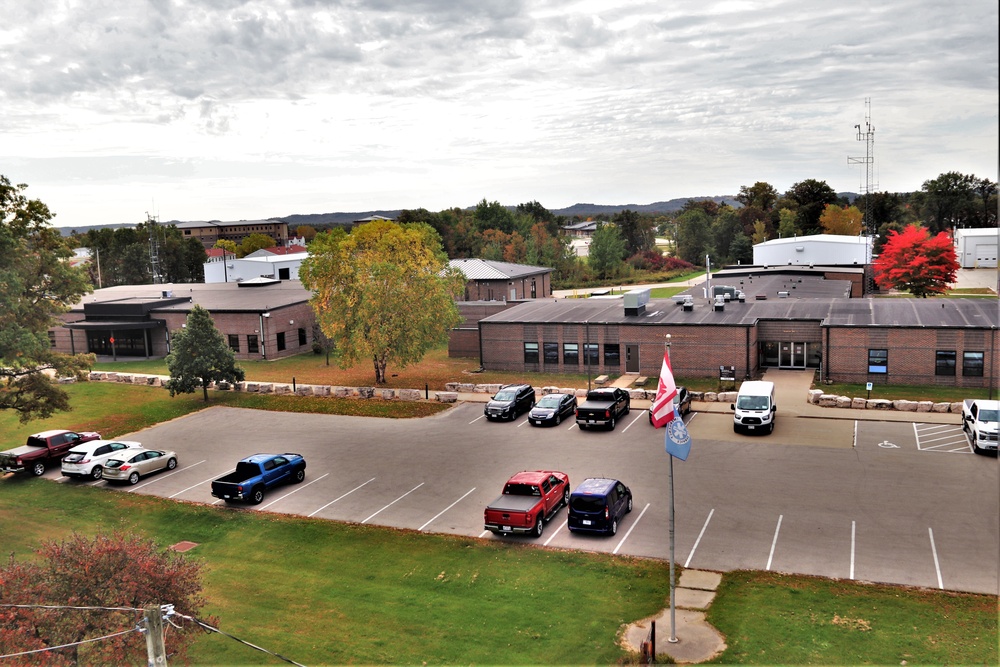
[761,341,820,369]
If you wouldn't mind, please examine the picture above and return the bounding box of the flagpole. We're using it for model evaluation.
[666,334,678,644]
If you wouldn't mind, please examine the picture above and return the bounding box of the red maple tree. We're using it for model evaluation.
[873,224,959,297]
[0,531,213,666]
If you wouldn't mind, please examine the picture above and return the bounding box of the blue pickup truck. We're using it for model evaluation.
[211,453,306,505]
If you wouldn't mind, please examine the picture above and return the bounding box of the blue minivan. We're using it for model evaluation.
[567,478,633,536]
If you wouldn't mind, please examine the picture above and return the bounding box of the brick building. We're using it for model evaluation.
[173,219,289,249]
[53,281,315,361]
[470,270,999,389]
[448,259,553,301]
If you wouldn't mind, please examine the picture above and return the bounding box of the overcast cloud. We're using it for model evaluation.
[2,0,997,228]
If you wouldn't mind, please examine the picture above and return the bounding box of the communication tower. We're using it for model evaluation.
[146,213,164,284]
[848,98,877,293]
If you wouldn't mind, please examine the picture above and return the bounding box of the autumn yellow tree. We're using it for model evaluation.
[300,220,465,384]
[819,204,863,235]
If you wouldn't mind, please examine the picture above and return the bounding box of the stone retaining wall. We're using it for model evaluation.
[85,372,967,413]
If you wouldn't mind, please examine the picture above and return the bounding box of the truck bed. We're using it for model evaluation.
[485,495,541,513]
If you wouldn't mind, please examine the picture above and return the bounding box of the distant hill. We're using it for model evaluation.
[59,193,867,236]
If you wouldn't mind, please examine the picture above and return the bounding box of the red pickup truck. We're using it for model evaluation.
[484,471,570,538]
[0,429,103,477]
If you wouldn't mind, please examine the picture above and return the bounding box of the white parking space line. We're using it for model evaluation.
[613,503,650,554]
[621,413,644,433]
[130,460,206,492]
[850,520,856,580]
[766,514,783,570]
[418,487,476,532]
[914,423,972,453]
[261,473,330,510]
[543,519,567,546]
[517,418,529,428]
[307,478,376,517]
[362,483,424,524]
[928,527,944,589]
[170,469,232,499]
[853,421,858,449]
[684,508,715,568]
[479,529,491,538]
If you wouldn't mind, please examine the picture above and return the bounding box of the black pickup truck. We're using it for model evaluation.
[575,388,631,430]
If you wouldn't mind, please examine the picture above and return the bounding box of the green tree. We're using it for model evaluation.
[873,224,959,297]
[785,179,838,235]
[588,223,627,279]
[296,224,318,242]
[239,232,276,257]
[674,208,713,265]
[214,238,239,255]
[613,209,655,256]
[0,530,213,666]
[474,199,518,235]
[165,305,245,401]
[0,176,95,423]
[735,181,778,211]
[300,220,464,385]
[918,172,992,233]
[777,208,798,238]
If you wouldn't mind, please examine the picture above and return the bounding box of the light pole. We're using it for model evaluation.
[666,333,678,644]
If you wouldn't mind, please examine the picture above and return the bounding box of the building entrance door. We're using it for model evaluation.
[625,344,640,373]
[778,342,806,368]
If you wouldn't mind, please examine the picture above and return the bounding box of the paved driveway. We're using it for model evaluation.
[58,403,999,595]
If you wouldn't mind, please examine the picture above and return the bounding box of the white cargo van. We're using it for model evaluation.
[731,380,776,434]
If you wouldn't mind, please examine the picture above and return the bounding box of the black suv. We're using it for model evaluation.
[484,384,536,421]
[567,478,633,536]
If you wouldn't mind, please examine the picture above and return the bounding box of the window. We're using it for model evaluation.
[563,343,579,366]
[604,344,621,367]
[247,334,259,354]
[584,343,599,366]
[48,331,57,348]
[277,332,286,351]
[963,351,984,377]
[935,350,956,376]
[543,342,559,364]
[868,349,887,374]
[524,342,539,364]
[298,328,307,346]
[228,334,240,352]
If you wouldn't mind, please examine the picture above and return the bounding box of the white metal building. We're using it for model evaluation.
[954,228,999,268]
[203,250,308,283]
[753,234,872,267]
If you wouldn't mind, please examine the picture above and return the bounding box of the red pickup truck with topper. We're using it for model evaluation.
[484,470,570,537]
[0,429,102,476]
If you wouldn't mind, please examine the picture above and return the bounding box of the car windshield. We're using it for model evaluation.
[495,390,518,401]
[105,459,126,469]
[536,395,561,408]
[736,395,770,410]
[979,409,999,423]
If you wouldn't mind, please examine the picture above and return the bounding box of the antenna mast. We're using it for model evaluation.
[147,212,163,284]
[848,98,876,293]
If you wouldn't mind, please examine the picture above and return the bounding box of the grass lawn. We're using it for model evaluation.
[1,482,994,666]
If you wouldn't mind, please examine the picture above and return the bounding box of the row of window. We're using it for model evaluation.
[228,329,308,355]
[868,349,985,376]
[524,342,620,366]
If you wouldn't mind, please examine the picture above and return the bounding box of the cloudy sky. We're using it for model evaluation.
[2,0,997,229]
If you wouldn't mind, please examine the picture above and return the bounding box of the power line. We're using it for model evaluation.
[171,611,307,667]
[0,603,142,612]
[0,626,141,660]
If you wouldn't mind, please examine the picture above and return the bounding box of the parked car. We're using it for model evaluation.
[484,384,536,421]
[648,386,691,424]
[103,448,179,485]
[0,429,102,477]
[61,440,142,480]
[567,477,633,536]
[211,453,307,504]
[575,387,630,430]
[528,393,578,426]
[484,470,570,537]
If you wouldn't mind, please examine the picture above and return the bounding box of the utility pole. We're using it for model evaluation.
[144,604,168,667]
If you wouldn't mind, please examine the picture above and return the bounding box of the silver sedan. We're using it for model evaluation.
[102,448,178,485]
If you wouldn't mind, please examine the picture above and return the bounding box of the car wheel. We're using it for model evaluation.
[610,519,618,536]
[533,516,544,538]
[90,466,103,481]
[971,434,981,454]
[167,458,178,470]
[624,403,630,415]
[562,487,570,508]
[293,469,305,483]
[128,471,141,485]
[627,496,633,513]
[555,414,561,425]
[251,487,265,505]
[31,462,46,477]
[608,417,616,430]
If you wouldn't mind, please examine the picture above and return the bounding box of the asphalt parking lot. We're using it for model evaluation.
[53,403,999,595]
